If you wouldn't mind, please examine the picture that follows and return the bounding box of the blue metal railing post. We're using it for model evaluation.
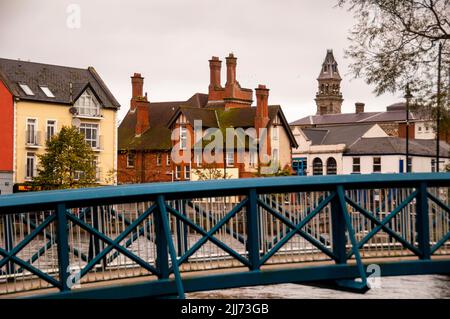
[246,189,260,270]
[56,203,70,291]
[416,182,431,259]
[154,200,169,279]
[331,190,347,264]
[156,195,185,299]
[2,215,15,274]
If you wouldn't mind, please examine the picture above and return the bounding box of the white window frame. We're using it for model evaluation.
[373,157,382,173]
[175,165,181,180]
[195,153,202,167]
[166,154,171,166]
[75,90,100,117]
[184,164,191,180]
[19,83,34,96]
[272,148,279,162]
[249,151,257,168]
[156,153,162,166]
[180,126,187,150]
[26,118,38,145]
[26,152,36,179]
[352,157,361,174]
[272,126,279,140]
[127,152,135,168]
[46,119,57,142]
[226,151,234,167]
[79,123,99,149]
[40,86,55,98]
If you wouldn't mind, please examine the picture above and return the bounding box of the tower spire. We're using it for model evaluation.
[315,49,343,115]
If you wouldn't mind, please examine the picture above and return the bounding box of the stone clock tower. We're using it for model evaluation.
[315,49,343,115]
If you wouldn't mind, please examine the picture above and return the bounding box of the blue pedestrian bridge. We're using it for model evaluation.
[0,173,449,298]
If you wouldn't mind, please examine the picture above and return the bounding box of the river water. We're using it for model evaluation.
[188,275,450,299]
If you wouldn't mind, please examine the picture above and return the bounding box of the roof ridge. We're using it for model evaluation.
[0,57,88,72]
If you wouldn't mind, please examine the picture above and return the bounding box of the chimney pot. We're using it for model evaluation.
[225,53,237,87]
[209,56,222,91]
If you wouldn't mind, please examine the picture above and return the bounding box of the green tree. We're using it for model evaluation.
[338,0,449,97]
[33,126,97,189]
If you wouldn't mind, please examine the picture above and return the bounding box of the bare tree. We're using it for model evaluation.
[338,0,449,102]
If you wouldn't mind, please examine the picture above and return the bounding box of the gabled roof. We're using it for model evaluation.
[0,58,120,109]
[119,93,298,151]
[302,124,377,146]
[346,137,450,158]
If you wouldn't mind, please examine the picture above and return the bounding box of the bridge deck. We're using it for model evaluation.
[3,254,449,299]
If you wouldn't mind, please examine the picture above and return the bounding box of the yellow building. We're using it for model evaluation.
[0,58,120,191]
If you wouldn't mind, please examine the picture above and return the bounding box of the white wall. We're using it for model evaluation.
[415,121,435,140]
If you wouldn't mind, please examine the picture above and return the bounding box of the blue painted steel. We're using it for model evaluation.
[56,203,70,291]
[416,182,431,259]
[0,173,449,298]
[156,196,185,299]
[246,189,260,270]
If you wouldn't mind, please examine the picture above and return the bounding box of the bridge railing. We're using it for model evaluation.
[0,173,449,297]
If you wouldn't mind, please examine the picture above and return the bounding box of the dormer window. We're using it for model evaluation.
[19,83,34,96]
[75,89,100,116]
[40,86,55,98]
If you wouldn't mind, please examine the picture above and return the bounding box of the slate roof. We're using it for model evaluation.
[290,103,425,126]
[346,137,450,158]
[0,58,120,109]
[302,124,375,146]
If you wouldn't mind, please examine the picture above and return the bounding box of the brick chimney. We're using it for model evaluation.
[209,56,222,91]
[225,53,237,87]
[130,73,144,111]
[135,100,149,136]
[255,85,270,134]
[130,73,150,136]
[355,102,365,114]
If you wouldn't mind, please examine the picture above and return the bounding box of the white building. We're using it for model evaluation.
[291,124,449,176]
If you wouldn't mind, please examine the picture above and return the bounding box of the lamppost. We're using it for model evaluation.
[436,41,442,172]
[405,83,413,173]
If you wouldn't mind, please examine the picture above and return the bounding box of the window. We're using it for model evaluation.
[26,119,37,145]
[312,158,323,175]
[418,126,422,132]
[127,153,135,168]
[272,126,279,140]
[292,158,307,176]
[79,123,99,148]
[46,120,56,141]
[195,153,202,167]
[272,148,279,162]
[431,159,436,172]
[40,86,55,98]
[373,157,381,173]
[166,154,171,166]
[156,153,162,166]
[249,151,257,168]
[184,165,191,180]
[226,151,234,167]
[75,90,100,116]
[19,83,34,95]
[326,157,337,175]
[352,157,361,174]
[407,158,412,173]
[26,152,35,179]
[175,165,181,180]
[180,126,187,150]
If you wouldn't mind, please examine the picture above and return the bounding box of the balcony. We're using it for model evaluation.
[25,131,41,148]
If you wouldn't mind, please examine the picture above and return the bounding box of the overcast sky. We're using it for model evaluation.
[0,0,402,122]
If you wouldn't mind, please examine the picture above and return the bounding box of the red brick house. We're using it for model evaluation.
[117,54,297,183]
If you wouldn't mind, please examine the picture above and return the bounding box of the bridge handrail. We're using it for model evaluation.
[0,173,449,213]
